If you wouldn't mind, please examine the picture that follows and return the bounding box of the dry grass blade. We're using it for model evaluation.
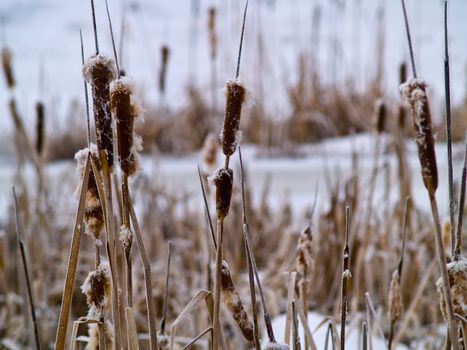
[126,307,140,350]
[54,153,91,350]
[284,272,297,345]
[160,241,172,335]
[128,199,158,350]
[180,327,212,350]
[340,206,351,350]
[293,290,318,350]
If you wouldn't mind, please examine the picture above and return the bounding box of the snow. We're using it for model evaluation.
[0,0,466,134]
[268,311,409,350]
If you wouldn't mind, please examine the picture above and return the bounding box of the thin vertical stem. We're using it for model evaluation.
[340,206,351,350]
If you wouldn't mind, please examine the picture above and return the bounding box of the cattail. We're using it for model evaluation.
[75,144,104,240]
[220,80,246,157]
[110,77,141,177]
[81,262,112,320]
[1,47,15,89]
[83,55,117,169]
[221,261,254,342]
[399,63,407,86]
[374,99,386,134]
[211,167,233,220]
[207,7,217,59]
[387,269,403,322]
[159,45,170,96]
[201,133,218,170]
[400,79,438,195]
[436,256,467,320]
[119,225,133,256]
[296,226,313,293]
[35,101,45,156]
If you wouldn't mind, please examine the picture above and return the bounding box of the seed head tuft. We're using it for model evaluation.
[81,262,112,320]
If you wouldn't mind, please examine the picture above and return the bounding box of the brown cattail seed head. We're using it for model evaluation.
[110,77,141,177]
[400,79,438,195]
[374,99,386,134]
[211,167,233,220]
[399,62,407,85]
[296,226,313,293]
[208,7,217,59]
[36,101,45,156]
[388,269,403,322]
[81,262,112,320]
[119,225,133,257]
[75,144,105,240]
[221,261,254,342]
[1,47,15,89]
[436,256,467,320]
[201,133,218,170]
[83,55,117,169]
[220,80,246,157]
[159,45,170,95]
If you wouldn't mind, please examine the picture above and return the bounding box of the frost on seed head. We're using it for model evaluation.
[436,256,467,320]
[81,262,111,320]
[74,144,105,239]
[342,269,352,279]
[220,79,246,157]
[110,77,142,177]
[83,55,117,85]
[262,342,290,350]
[399,78,438,194]
[119,225,133,253]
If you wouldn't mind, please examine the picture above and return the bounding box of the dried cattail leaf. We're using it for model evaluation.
[201,133,218,170]
[110,77,141,176]
[436,256,467,320]
[81,262,112,320]
[400,79,438,195]
[388,270,403,322]
[374,99,386,134]
[211,167,233,220]
[35,101,45,156]
[1,47,15,89]
[220,80,246,157]
[75,144,104,239]
[221,261,254,342]
[208,7,217,59]
[83,55,117,169]
[159,45,170,95]
[442,217,451,252]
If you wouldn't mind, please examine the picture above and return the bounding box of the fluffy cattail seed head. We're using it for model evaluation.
[221,261,254,342]
[75,144,105,240]
[208,7,217,59]
[388,269,403,322]
[110,77,141,177]
[35,101,45,156]
[81,262,112,320]
[1,47,15,89]
[211,167,233,220]
[374,99,386,134]
[119,225,133,257]
[83,55,117,169]
[220,80,246,157]
[436,256,467,320]
[400,78,438,195]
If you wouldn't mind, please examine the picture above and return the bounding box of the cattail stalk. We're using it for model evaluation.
[159,45,170,105]
[340,206,351,350]
[207,7,217,110]
[400,1,459,346]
